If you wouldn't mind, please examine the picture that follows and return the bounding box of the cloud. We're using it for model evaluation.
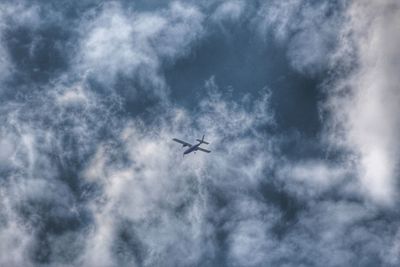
[254,0,346,75]
[78,1,204,98]
[0,2,42,83]
[277,159,353,199]
[227,218,275,267]
[325,0,400,204]
[0,2,208,265]
[211,1,246,23]
[0,1,400,266]
[79,79,275,266]
[0,188,33,267]
[0,80,122,266]
[277,200,398,266]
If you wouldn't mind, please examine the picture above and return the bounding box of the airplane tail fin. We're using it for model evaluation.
[196,135,210,145]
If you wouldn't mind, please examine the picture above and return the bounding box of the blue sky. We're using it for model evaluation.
[1,1,400,266]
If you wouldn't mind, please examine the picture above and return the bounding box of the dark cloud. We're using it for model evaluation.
[0,0,400,266]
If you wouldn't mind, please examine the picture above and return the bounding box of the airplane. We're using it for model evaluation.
[172,135,211,155]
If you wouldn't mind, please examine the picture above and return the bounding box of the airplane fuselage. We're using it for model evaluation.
[184,143,201,155]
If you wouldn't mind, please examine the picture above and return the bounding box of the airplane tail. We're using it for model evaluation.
[196,135,210,145]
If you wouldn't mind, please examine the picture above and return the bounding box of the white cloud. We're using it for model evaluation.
[228,219,273,267]
[79,81,275,266]
[0,187,34,267]
[1,1,400,265]
[79,1,204,97]
[254,0,302,42]
[277,160,352,198]
[325,0,400,204]
[282,201,382,266]
[0,2,41,83]
[254,0,344,75]
[55,85,89,106]
[0,80,121,266]
[212,1,246,23]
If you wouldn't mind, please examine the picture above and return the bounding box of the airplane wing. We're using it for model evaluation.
[197,147,211,153]
[172,138,192,147]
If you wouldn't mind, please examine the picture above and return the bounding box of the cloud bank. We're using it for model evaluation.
[326,0,400,204]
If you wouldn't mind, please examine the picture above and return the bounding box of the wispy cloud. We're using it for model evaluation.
[254,0,346,75]
[0,0,400,266]
[80,79,275,266]
[78,1,204,98]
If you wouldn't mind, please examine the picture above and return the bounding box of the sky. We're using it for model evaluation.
[0,0,400,266]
